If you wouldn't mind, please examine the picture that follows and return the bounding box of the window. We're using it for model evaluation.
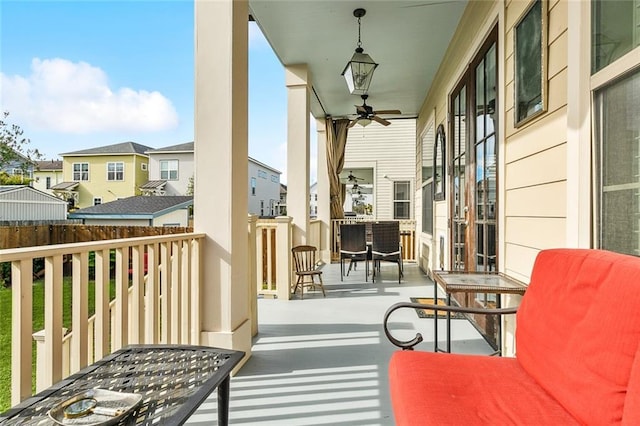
[73,163,89,181]
[93,198,102,206]
[271,175,278,183]
[251,177,256,195]
[12,168,23,176]
[160,160,179,180]
[393,181,411,219]
[141,163,148,171]
[46,176,51,189]
[593,1,640,256]
[514,0,547,126]
[596,70,640,255]
[107,162,124,181]
[422,181,433,234]
[260,200,264,216]
[592,0,640,74]
[258,170,267,179]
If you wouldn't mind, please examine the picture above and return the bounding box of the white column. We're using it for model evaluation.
[316,119,331,263]
[194,0,251,361]
[566,0,592,248]
[286,64,311,246]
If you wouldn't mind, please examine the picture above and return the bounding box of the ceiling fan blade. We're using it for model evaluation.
[372,115,391,126]
[355,105,367,114]
[348,119,358,128]
[374,109,402,115]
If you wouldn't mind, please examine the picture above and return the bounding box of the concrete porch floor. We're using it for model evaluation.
[186,261,495,425]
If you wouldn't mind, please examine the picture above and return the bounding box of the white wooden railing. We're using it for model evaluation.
[2,233,204,406]
[5,216,300,407]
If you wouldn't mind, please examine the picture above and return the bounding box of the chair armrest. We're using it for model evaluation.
[383,302,519,350]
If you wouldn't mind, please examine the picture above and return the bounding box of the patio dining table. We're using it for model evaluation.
[0,344,244,426]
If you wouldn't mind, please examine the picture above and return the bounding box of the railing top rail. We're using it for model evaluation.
[0,232,205,262]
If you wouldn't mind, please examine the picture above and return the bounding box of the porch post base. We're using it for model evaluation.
[200,319,252,372]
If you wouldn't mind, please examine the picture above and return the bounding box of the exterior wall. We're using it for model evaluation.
[152,208,189,227]
[248,158,281,216]
[0,158,34,182]
[501,0,569,281]
[33,169,64,195]
[0,188,67,221]
[63,154,149,208]
[148,151,194,195]
[344,119,417,220]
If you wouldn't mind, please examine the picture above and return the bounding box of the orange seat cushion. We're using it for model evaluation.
[389,350,579,425]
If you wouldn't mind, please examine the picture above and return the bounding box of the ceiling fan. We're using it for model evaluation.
[348,94,401,128]
[346,171,364,183]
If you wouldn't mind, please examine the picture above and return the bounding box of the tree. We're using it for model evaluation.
[0,111,42,182]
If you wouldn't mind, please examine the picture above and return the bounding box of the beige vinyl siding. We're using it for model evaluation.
[344,119,416,220]
[504,0,569,279]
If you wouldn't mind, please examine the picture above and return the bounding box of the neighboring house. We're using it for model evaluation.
[142,141,281,216]
[0,149,35,183]
[143,142,194,196]
[33,160,63,195]
[341,120,416,220]
[54,142,153,209]
[309,182,317,218]
[68,195,193,227]
[248,157,281,216]
[0,185,67,222]
[275,183,287,216]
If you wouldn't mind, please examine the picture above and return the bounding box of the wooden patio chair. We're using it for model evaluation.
[371,221,403,283]
[291,245,326,299]
[339,223,369,281]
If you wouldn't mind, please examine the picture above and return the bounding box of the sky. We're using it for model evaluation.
[0,0,314,183]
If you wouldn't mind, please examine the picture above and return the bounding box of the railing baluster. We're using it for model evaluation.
[146,243,159,344]
[94,249,110,360]
[114,246,129,350]
[71,252,88,374]
[190,238,201,345]
[130,245,145,343]
[180,239,191,344]
[171,240,181,344]
[43,254,63,388]
[11,258,32,405]
[160,242,171,343]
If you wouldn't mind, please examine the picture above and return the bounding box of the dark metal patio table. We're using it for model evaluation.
[0,344,245,425]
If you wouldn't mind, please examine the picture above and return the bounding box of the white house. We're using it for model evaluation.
[248,157,281,216]
[144,142,194,196]
[341,119,416,220]
[144,142,281,217]
[33,160,64,196]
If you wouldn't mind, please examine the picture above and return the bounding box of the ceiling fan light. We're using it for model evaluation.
[342,49,378,95]
[358,118,372,127]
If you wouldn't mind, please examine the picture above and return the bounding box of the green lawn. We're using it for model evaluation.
[0,279,115,412]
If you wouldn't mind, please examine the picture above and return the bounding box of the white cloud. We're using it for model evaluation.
[0,58,178,134]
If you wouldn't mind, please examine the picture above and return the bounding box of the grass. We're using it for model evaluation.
[0,279,115,412]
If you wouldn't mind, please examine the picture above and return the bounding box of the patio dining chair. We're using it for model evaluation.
[339,223,369,281]
[371,221,403,284]
[291,245,326,299]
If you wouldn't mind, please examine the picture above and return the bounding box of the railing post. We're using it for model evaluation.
[275,216,293,301]
[247,214,258,336]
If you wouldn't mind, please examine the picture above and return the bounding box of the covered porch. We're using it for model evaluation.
[186,261,494,425]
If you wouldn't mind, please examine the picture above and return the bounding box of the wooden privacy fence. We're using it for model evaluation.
[0,225,193,249]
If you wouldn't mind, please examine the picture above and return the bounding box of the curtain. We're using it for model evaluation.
[326,118,350,219]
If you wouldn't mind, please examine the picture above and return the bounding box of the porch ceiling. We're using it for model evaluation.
[249,0,468,121]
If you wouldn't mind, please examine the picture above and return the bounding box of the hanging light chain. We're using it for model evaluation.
[357,16,362,48]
